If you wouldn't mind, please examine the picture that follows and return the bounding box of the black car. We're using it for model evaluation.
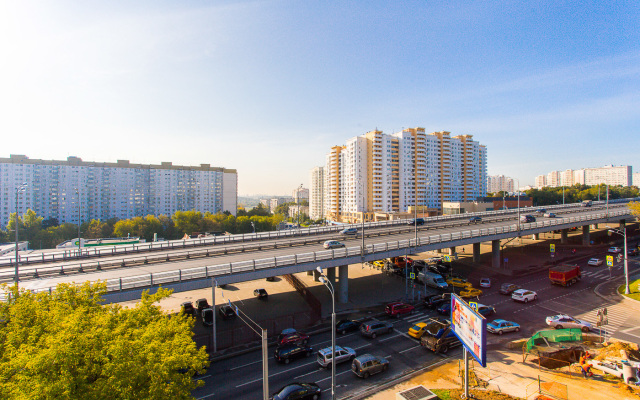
[274,344,314,364]
[428,264,449,275]
[254,288,268,300]
[499,283,521,295]
[336,319,359,335]
[218,305,236,320]
[468,216,482,224]
[180,301,196,317]
[424,294,447,309]
[202,308,213,326]
[407,218,425,226]
[520,215,536,223]
[412,260,427,271]
[195,298,210,314]
[628,248,639,257]
[271,382,321,400]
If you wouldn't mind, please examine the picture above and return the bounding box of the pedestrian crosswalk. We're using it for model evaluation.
[576,301,633,337]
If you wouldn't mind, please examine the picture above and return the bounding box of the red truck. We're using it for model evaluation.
[549,265,581,287]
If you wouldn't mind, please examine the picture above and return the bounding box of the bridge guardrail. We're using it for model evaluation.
[12,208,633,296]
[6,197,636,267]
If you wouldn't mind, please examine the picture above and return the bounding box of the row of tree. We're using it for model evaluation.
[489,184,639,206]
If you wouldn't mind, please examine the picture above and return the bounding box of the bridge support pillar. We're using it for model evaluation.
[592,224,598,229]
[473,243,481,263]
[561,229,568,244]
[307,270,313,276]
[449,247,456,255]
[338,265,348,304]
[327,267,336,287]
[532,233,539,240]
[620,220,626,229]
[492,240,500,269]
[313,270,321,282]
[582,225,590,246]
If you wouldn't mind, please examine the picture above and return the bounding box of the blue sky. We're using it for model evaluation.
[1,1,638,195]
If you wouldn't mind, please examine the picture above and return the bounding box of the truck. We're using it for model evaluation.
[549,264,581,287]
[420,317,461,354]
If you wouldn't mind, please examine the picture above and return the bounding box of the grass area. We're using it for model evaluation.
[430,388,521,400]
[618,277,640,301]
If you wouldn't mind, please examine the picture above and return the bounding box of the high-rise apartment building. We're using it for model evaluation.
[534,175,547,188]
[536,165,633,188]
[309,166,324,220]
[291,187,309,203]
[322,129,487,222]
[633,172,640,187]
[487,175,515,193]
[0,155,237,227]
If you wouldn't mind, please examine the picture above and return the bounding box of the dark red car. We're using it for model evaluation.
[277,329,310,346]
[385,302,415,318]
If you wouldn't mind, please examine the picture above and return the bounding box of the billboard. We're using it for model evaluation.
[450,293,487,367]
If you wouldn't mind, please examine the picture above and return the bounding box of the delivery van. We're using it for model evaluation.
[418,271,449,290]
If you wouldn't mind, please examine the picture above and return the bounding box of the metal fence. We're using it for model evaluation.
[5,198,634,267]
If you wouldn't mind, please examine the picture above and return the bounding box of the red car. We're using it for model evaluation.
[277,329,310,346]
[385,302,415,318]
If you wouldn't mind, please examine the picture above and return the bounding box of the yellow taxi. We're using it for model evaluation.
[460,287,483,298]
[372,260,386,269]
[447,277,472,288]
[408,322,428,339]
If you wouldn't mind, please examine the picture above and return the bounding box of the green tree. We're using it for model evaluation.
[630,201,640,219]
[172,211,204,236]
[247,203,271,217]
[0,282,208,399]
[84,219,113,239]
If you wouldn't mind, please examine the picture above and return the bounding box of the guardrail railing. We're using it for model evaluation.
[10,208,632,296]
[2,198,635,267]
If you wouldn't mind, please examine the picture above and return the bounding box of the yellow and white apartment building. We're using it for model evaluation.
[321,128,487,223]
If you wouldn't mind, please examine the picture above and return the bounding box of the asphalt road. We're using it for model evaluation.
[190,250,640,400]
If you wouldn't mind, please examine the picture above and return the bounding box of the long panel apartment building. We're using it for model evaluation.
[535,165,633,188]
[321,129,487,223]
[0,155,237,227]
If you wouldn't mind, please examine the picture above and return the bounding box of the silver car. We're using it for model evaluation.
[317,345,356,368]
[545,314,592,332]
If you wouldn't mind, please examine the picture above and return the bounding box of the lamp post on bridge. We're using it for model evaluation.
[14,182,28,287]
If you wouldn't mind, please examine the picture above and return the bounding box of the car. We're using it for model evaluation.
[447,277,472,288]
[266,276,276,281]
[629,248,639,257]
[359,321,394,338]
[277,329,310,346]
[202,308,214,326]
[408,322,428,339]
[407,218,425,226]
[468,216,482,224]
[424,294,447,309]
[274,343,314,364]
[487,319,520,335]
[520,215,536,223]
[511,289,537,303]
[412,259,427,271]
[351,354,389,379]
[372,260,387,269]
[316,345,356,368]
[479,278,491,288]
[607,247,622,254]
[536,208,547,214]
[218,305,236,320]
[543,212,556,218]
[545,314,592,332]
[436,302,451,315]
[420,317,461,353]
[475,304,496,317]
[385,302,415,318]
[323,240,345,249]
[587,258,603,266]
[254,288,268,300]
[428,264,449,275]
[194,298,210,314]
[336,319,359,335]
[499,283,520,295]
[340,227,358,236]
[460,287,483,298]
[180,301,196,317]
[271,382,321,400]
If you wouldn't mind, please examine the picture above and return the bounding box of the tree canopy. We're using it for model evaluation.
[0,283,209,400]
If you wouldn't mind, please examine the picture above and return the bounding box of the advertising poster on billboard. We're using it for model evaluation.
[450,294,487,367]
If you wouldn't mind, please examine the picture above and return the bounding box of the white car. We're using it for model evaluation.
[545,314,592,332]
[479,278,491,288]
[607,247,622,254]
[323,240,345,249]
[587,258,603,266]
[317,345,356,368]
[511,289,537,303]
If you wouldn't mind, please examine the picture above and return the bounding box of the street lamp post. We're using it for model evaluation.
[297,183,303,228]
[607,226,630,294]
[14,183,27,286]
[316,266,336,400]
[76,188,82,255]
[516,179,520,234]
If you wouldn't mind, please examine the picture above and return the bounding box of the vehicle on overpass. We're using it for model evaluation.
[581,200,593,207]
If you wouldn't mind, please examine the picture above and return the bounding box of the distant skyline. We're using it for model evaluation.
[2,1,638,196]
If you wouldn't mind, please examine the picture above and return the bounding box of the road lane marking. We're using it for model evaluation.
[399,345,421,354]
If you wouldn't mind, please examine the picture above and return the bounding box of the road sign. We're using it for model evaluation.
[606,255,613,266]
[469,302,478,310]
[550,244,555,253]
[444,255,451,262]
[504,258,508,263]
[410,272,415,280]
